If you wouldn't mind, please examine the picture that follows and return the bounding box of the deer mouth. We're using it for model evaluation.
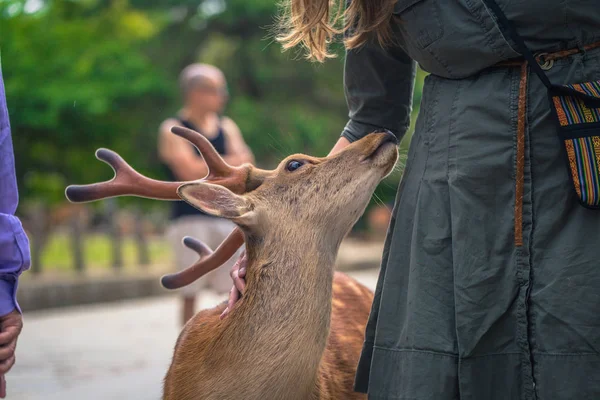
[360,132,399,164]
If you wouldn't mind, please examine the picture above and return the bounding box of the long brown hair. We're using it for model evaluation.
[276,0,396,62]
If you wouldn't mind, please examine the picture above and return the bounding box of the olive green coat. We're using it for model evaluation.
[343,1,600,399]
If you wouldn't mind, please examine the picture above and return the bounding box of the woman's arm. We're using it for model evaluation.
[331,36,416,155]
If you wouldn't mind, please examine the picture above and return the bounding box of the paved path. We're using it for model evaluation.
[10,269,380,400]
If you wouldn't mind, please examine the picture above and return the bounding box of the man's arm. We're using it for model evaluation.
[221,117,255,166]
[0,60,30,397]
[158,119,210,181]
[158,117,255,182]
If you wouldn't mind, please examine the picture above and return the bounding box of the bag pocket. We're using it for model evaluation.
[549,80,600,209]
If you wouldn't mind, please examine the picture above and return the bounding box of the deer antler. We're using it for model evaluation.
[65,148,183,203]
[64,125,267,288]
[161,228,245,290]
[170,126,256,194]
[65,126,263,202]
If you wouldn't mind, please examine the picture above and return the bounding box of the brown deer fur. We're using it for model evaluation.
[162,132,398,400]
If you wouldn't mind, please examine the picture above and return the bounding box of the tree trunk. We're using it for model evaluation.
[134,208,150,267]
[28,204,48,275]
[105,199,123,271]
[69,211,85,273]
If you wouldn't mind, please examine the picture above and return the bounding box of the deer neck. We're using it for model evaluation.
[224,233,340,396]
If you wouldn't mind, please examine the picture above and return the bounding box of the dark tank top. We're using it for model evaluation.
[162,117,227,220]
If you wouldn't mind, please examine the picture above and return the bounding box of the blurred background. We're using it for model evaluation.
[1,0,426,399]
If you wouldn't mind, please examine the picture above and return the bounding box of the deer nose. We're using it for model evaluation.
[358,129,399,162]
[376,129,399,145]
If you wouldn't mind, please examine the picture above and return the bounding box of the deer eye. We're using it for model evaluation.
[286,160,304,172]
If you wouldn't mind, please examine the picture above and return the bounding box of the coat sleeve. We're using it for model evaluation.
[0,64,31,316]
[341,37,417,143]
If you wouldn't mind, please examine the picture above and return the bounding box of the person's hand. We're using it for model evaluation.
[328,137,351,156]
[220,252,247,319]
[0,310,23,398]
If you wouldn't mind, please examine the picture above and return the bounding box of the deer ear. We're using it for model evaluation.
[178,182,255,224]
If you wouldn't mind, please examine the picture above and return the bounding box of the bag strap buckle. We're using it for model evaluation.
[535,53,554,71]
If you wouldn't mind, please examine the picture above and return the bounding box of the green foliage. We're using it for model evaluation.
[1,0,169,208]
[2,0,425,220]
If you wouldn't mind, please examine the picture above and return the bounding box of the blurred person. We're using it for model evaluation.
[0,63,31,397]
[158,63,254,326]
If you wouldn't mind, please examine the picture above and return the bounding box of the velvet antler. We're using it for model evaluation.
[65,126,267,289]
[160,229,245,289]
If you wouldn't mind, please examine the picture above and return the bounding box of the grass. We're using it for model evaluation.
[37,233,173,275]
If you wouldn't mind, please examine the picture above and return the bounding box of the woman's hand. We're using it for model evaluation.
[328,137,351,156]
[219,136,352,319]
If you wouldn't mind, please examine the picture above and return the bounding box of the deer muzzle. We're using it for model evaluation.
[359,131,399,164]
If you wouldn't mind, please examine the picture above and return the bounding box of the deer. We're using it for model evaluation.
[65,125,398,400]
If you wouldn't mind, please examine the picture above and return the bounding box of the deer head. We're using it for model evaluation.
[178,132,397,248]
[65,127,398,290]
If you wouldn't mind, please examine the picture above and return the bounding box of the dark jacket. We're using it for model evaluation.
[348,1,600,399]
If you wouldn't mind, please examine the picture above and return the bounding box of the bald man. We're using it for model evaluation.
[158,64,254,326]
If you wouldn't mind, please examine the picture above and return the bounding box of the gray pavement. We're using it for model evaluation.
[10,269,380,400]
